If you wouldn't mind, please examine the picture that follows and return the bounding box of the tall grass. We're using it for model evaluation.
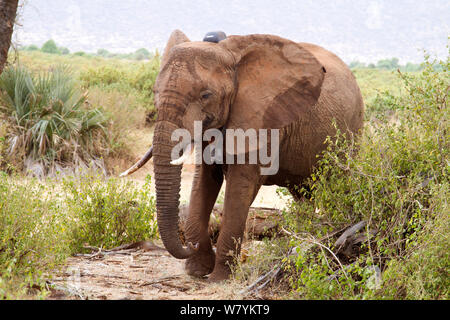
[353,68,405,116]
[9,50,160,120]
[0,65,109,174]
[79,56,160,120]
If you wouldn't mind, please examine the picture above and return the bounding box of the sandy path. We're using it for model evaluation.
[127,162,290,209]
[49,245,248,300]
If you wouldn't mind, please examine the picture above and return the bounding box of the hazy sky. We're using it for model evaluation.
[14,0,450,63]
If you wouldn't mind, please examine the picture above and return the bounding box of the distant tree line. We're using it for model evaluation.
[95,47,153,60]
[348,57,424,72]
[20,39,155,61]
[20,40,438,70]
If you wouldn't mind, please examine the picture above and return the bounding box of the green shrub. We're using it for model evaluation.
[376,57,400,70]
[352,68,405,117]
[96,48,110,57]
[349,58,422,72]
[0,120,9,170]
[379,206,449,299]
[59,47,70,55]
[404,62,422,72]
[349,60,367,69]
[41,40,59,54]
[8,49,160,119]
[24,44,39,52]
[0,172,159,298]
[87,88,144,156]
[133,48,151,60]
[63,173,158,253]
[79,56,160,116]
[0,65,109,173]
[0,173,72,298]
[80,66,125,86]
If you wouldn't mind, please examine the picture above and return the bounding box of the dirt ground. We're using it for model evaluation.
[49,243,246,300]
[48,126,291,300]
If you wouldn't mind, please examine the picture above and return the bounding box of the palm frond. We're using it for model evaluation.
[0,65,110,174]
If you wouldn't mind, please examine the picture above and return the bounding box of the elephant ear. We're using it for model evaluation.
[220,34,325,133]
[160,30,190,68]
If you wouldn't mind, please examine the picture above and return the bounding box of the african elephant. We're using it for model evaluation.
[121,30,364,282]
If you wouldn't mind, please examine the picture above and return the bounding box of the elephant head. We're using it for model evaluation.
[122,30,325,260]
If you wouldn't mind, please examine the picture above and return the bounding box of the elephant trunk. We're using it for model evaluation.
[153,120,197,259]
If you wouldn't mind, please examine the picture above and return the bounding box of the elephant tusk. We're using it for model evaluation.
[119,145,153,177]
[170,142,194,165]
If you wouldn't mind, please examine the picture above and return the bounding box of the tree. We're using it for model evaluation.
[0,0,19,75]
[97,48,110,57]
[348,60,366,69]
[59,47,70,55]
[376,58,400,70]
[41,39,59,54]
[25,44,39,51]
[133,48,151,60]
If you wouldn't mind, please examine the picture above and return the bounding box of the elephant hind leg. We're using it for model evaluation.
[185,250,215,277]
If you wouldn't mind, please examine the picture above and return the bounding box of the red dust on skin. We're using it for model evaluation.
[122,30,364,282]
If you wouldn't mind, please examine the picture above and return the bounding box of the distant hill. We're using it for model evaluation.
[13,0,450,63]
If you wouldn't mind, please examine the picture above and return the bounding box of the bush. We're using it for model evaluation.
[73,51,86,57]
[349,58,422,72]
[24,44,39,52]
[133,48,151,60]
[41,40,59,54]
[86,88,145,161]
[59,47,70,55]
[80,66,125,86]
[0,120,9,170]
[0,173,72,298]
[352,68,405,117]
[0,172,159,298]
[0,65,109,174]
[349,60,367,69]
[79,56,160,117]
[376,57,400,70]
[379,206,449,299]
[63,173,158,253]
[249,53,449,299]
[96,48,110,57]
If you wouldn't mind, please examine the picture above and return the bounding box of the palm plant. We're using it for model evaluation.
[0,65,108,174]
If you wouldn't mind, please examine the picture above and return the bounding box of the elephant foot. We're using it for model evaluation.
[208,269,231,283]
[207,262,232,282]
[185,249,215,277]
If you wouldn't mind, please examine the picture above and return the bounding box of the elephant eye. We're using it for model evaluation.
[200,91,213,100]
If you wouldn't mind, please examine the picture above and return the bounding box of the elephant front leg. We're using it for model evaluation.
[209,165,261,282]
[184,162,223,277]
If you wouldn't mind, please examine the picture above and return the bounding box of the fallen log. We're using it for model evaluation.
[334,221,378,258]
